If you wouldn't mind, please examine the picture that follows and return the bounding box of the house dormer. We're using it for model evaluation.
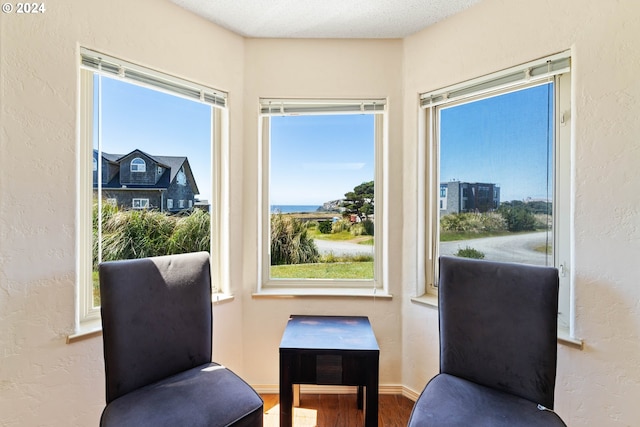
[117,149,170,186]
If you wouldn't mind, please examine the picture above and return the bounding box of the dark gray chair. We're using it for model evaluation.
[99,251,263,427]
[408,256,566,426]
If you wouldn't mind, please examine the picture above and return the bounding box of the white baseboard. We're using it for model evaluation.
[252,383,420,402]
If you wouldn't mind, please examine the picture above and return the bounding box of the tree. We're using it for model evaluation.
[342,181,374,219]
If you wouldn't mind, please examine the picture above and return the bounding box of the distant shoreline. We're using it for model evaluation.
[270,205,322,214]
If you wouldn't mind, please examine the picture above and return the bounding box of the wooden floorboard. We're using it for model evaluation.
[261,393,414,427]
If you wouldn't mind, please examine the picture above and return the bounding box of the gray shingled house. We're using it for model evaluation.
[93,149,200,212]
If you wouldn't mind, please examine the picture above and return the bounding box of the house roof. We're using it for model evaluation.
[96,149,199,195]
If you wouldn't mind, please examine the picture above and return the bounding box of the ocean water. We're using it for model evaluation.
[271,205,321,214]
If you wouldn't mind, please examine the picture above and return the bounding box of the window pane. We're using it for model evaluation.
[91,75,212,307]
[438,83,554,267]
[269,114,375,280]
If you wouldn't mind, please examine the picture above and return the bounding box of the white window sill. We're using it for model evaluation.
[67,293,234,344]
[67,318,103,344]
[411,293,438,308]
[212,292,235,304]
[253,287,392,299]
[411,293,583,350]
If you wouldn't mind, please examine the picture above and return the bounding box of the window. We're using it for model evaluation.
[132,198,149,209]
[176,167,187,186]
[179,199,185,209]
[130,157,146,172]
[258,99,387,295]
[420,52,572,334]
[78,48,228,325]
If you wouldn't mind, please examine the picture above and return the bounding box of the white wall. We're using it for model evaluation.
[1,0,639,425]
[0,0,244,425]
[402,0,640,425]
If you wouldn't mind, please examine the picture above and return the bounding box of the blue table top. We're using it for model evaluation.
[279,315,379,351]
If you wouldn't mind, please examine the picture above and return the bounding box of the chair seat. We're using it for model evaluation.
[408,373,566,427]
[101,362,263,427]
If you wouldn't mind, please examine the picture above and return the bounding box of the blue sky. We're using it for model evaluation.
[95,75,552,205]
[439,82,554,202]
[94,75,213,201]
[270,114,375,205]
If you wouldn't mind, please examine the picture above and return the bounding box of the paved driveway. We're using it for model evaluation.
[440,231,552,266]
[313,231,552,266]
[313,238,374,256]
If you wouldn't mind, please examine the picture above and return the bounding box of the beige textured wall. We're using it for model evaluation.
[0,0,244,425]
[241,38,405,388]
[402,0,640,425]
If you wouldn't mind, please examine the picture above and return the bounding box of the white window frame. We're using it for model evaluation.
[130,157,146,172]
[167,198,173,210]
[76,48,229,330]
[179,199,185,209]
[256,98,389,297]
[416,51,576,340]
[132,198,150,209]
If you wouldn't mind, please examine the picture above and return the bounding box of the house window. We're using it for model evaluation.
[132,198,149,209]
[420,51,572,334]
[258,99,387,295]
[189,200,193,208]
[179,199,185,208]
[131,157,146,172]
[78,48,227,325]
[176,167,187,186]
[106,198,117,206]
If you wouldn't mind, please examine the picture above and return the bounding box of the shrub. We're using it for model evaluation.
[456,246,485,259]
[93,203,212,268]
[270,214,319,265]
[99,209,176,264]
[318,220,333,234]
[440,212,506,234]
[331,219,351,233]
[499,205,536,232]
[362,219,374,236]
[349,219,374,236]
[168,209,211,254]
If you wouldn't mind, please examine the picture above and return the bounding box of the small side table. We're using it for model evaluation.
[279,315,380,427]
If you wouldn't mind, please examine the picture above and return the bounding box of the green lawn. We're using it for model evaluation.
[440,231,514,242]
[271,262,373,279]
[308,229,357,241]
[440,230,546,242]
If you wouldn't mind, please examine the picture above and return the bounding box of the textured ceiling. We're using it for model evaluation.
[170,0,482,39]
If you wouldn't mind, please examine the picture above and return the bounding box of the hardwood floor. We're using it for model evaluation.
[261,393,415,427]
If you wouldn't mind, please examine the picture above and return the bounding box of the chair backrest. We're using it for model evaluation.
[99,251,212,403]
[438,256,559,409]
